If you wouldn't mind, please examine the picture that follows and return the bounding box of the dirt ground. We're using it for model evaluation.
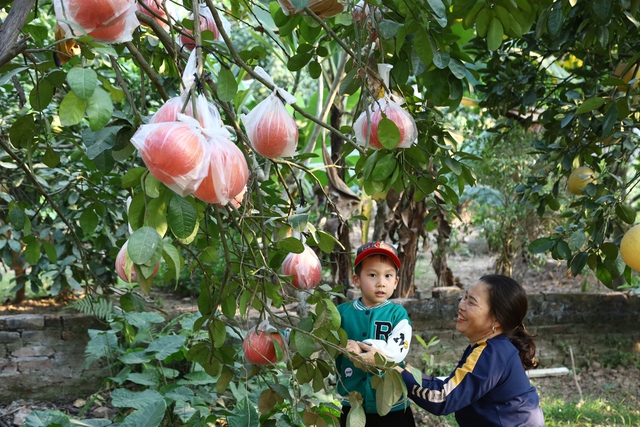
[1,252,638,426]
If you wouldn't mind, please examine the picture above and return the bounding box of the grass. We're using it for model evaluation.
[541,396,640,426]
[411,395,640,426]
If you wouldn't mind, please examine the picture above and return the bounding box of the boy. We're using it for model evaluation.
[336,241,415,427]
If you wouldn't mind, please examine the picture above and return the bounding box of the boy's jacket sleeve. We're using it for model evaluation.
[362,318,411,363]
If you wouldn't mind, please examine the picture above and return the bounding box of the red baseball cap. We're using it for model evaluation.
[354,241,401,269]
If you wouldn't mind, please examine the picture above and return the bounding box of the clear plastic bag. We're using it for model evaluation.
[282,244,322,290]
[130,116,209,197]
[180,4,231,49]
[354,97,417,149]
[193,128,249,206]
[54,0,139,43]
[240,67,298,158]
[354,64,417,149]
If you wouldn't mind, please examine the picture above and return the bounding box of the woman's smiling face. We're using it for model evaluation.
[456,281,497,343]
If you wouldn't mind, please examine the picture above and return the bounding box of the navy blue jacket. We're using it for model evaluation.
[401,335,545,426]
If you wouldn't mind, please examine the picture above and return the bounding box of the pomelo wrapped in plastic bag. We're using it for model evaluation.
[137,0,175,30]
[149,51,223,129]
[150,94,223,128]
[282,244,322,290]
[54,0,140,43]
[240,67,299,159]
[180,4,231,50]
[193,126,249,206]
[354,64,417,149]
[130,115,210,197]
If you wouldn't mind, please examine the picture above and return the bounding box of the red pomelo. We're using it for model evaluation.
[282,245,322,290]
[243,329,285,365]
[193,139,248,205]
[116,241,159,283]
[250,109,298,158]
[139,123,205,185]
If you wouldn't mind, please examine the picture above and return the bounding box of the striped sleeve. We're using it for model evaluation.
[401,341,497,415]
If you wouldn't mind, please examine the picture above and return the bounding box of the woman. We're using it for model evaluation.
[394,274,545,426]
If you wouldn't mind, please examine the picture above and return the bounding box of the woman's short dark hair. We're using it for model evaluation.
[480,274,539,370]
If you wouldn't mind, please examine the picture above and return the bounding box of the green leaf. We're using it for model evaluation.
[287,53,313,72]
[278,237,305,254]
[59,91,87,126]
[25,243,41,266]
[128,226,161,265]
[83,126,119,159]
[487,17,503,51]
[427,0,447,26]
[546,4,563,36]
[9,207,26,231]
[162,243,181,281]
[414,28,433,67]
[148,335,187,361]
[79,209,99,235]
[228,396,260,427]
[444,157,462,175]
[43,147,61,168]
[146,196,168,238]
[10,114,36,148]
[29,79,53,112]
[120,400,167,427]
[528,237,555,254]
[308,60,322,79]
[568,230,586,251]
[217,68,238,102]
[122,167,147,188]
[168,195,197,239]
[570,252,589,276]
[555,240,571,260]
[288,213,309,232]
[42,241,58,263]
[615,203,636,225]
[293,331,315,358]
[211,319,227,348]
[576,97,605,114]
[373,152,397,181]
[23,410,70,427]
[86,87,113,131]
[377,118,401,149]
[379,20,401,39]
[67,67,98,100]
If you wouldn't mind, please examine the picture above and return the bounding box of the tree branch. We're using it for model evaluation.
[203,0,360,152]
[0,0,35,65]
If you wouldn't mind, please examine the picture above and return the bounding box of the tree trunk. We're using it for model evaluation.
[11,250,26,304]
[387,189,428,298]
[431,208,454,288]
[0,0,37,67]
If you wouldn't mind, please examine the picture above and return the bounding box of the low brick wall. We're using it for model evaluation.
[0,314,106,404]
[401,292,640,370]
[1,293,639,404]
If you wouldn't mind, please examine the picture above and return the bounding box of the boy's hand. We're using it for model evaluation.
[345,340,362,354]
[357,342,385,365]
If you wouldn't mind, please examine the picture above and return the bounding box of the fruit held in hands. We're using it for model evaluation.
[243,329,285,365]
[282,245,322,290]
